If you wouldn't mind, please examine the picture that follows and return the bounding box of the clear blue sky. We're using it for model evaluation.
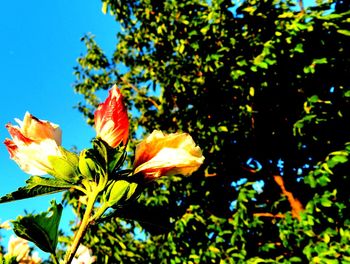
[0,0,119,255]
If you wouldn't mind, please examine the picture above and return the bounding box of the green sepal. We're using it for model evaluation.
[79,149,99,180]
[92,138,127,173]
[0,176,74,204]
[105,180,138,207]
[108,146,127,174]
[125,182,138,201]
[92,138,109,168]
[48,147,79,183]
[60,147,79,164]
[12,200,62,254]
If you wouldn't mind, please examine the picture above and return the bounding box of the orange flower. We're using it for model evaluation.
[94,85,129,148]
[4,112,62,175]
[7,235,30,262]
[6,236,41,264]
[134,130,204,180]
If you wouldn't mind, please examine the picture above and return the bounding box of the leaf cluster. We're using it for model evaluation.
[71,0,350,262]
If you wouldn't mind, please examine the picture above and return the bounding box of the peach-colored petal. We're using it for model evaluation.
[7,236,30,262]
[29,251,42,264]
[134,130,204,180]
[15,112,62,145]
[0,220,11,230]
[134,147,204,178]
[9,138,62,175]
[4,113,63,175]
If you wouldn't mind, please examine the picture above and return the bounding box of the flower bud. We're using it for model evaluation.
[78,150,99,180]
[105,180,138,207]
[94,85,129,148]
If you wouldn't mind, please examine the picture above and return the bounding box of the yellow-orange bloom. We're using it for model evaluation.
[134,130,204,180]
[94,85,129,148]
[4,112,62,175]
[6,236,41,264]
[0,220,11,230]
[7,235,30,262]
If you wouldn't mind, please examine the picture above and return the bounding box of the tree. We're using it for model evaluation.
[71,0,350,262]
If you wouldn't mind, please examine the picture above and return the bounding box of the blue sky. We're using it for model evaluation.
[0,0,119,254]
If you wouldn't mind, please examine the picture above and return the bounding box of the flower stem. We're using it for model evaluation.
[51,253,59,264]
[63,189,98,264]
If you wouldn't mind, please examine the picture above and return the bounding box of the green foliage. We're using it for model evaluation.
[12,201,62,254]
[0,176,73,204]
[72,0,350,263]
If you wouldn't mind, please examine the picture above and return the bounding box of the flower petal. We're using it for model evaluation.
[21,112,62,145]
[94,85,129,148]
[134,130,204,180]
[134,147,204,179]
[8,139,62,175]
[4,113,63,175]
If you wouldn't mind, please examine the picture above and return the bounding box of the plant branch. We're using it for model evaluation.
[63,189,99,264]
[120,77,161,111]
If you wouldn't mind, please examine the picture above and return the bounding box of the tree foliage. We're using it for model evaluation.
[71,0,350,262]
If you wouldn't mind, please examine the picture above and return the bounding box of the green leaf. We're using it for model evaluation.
[101,2,108,14]
[27,176,76,189]
[218,126,228,132]
[313,58,328,64]
[12,200,63,254]
[337,29,350,36]
[320,197,332,207]
[327,155,348,168]
[289,256,302,262]
[0,176,72,204]
[294,43,304,53]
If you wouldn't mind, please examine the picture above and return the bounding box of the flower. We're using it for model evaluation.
[4,112,62,175]
[0,220,11,230]
[134,130,204,179]
[94,85,129,148]
[6,236,41,264]
[28,251,42,264]
[7,236,30,262]
[72,245,96,264]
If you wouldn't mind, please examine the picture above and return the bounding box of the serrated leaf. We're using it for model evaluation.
[12,200,62,254]
[0,176,72,204]
[27,176,75,189]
